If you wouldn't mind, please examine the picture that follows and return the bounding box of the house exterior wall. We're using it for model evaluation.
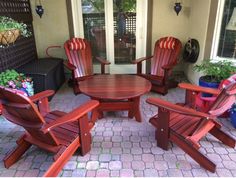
[183,0,212,84]
[151,0,191,72]
[31,0,217,84]
[151,0,191,44]
[30,0,69,59]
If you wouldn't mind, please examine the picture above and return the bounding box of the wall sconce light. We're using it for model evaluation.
[174,1,182,16]
[36,0,44,18]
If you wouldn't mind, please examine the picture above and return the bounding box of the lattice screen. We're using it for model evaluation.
[0,0,37,72]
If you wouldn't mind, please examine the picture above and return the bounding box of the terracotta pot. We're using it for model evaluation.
[0,29,20,45]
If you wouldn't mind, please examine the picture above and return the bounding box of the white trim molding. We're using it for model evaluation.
[70,0,84,37]
[211,0,236,63]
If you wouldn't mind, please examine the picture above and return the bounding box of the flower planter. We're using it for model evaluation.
[199,76,220,97]
[0,69,34,96]
[0,29,20,45]
[230,112,236,128]
[230,104,236,128]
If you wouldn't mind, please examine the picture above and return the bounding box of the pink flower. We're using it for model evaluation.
[22,82,27,88]
[8,80,16,89]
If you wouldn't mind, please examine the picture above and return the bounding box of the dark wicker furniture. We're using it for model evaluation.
[0,0,65,94]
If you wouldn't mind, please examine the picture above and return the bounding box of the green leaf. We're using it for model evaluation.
[194,59,236,82]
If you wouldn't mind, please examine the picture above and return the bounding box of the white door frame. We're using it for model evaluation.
[210,0,225,61]
[70,0,148,74]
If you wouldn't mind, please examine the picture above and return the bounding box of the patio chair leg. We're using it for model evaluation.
[4,135,32,168]
[78,115,91,156]
[170,131,216,173]
[154,107,170,150]
[44,137,80,177]
[155,130,169,150]
[210,126,236,148]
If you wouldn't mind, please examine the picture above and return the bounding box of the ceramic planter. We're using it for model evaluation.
[230,104,236,128]
[199,76,220,97]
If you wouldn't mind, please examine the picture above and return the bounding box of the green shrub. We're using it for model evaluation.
[194,59,236,83]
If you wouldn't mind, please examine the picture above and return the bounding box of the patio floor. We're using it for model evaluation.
[0,81,236,177]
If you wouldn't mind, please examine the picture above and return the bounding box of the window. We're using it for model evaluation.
[212,0,236,60]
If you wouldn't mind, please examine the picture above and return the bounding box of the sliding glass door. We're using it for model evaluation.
[76,0,147,73]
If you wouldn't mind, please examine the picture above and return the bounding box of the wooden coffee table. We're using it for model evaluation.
[79,74,151,122]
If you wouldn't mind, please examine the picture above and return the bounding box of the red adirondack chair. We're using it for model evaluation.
[132,36,182,95]
[0,87,99,177]
[147,81,236,172]
[194,74,236,113]
[64,38,110,94]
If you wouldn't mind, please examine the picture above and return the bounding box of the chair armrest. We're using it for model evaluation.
[178,83,220,95]
[95,57,111,65]
[46,46,61,57]
[131,56,153,64]
[63,61,76,71]
[29,90,55,102]
[41,100,99,133]
[146,97,214,119]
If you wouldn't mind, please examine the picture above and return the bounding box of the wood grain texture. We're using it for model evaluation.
[79,74,151,100]
[80,74,151,122]
[147,82,236,173]
[0,86,98,177]
[132,36,182,95]
[64,38,110,94]
[178,83,220,95]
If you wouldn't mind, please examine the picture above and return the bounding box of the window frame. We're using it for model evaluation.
[211,0,235,62]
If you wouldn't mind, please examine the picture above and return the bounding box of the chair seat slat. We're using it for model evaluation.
[147,81,236,173]
[0,86,94,176]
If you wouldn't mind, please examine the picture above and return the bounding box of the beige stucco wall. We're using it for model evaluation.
[30,0,215,83]
[30,0,69,59]
[152,0,191,43]
[151,0,191,71]
[183,0,212,84]
[151,0,216,83]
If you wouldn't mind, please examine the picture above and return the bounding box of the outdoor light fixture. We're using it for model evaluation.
[226,7,236,58]
[174,1,182,16]
[35,0,44,18]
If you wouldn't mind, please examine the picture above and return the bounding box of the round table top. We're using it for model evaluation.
[79,74,151,100]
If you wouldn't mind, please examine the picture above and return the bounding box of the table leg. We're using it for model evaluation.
[91,108,99,124]
[132,97,142,122]
[98,111,104,119]
[91,98,104,119]
[128,99,134,118]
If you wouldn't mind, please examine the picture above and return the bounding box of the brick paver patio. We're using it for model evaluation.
[0,82,236,177]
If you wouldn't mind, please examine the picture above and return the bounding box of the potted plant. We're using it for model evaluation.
[194,59,236,96]
[230,103,236,128]
[0,16,31,45]
[0,69,34,96]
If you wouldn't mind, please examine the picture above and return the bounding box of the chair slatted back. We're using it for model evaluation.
[151,37,182,77]
[64,38,93,78]
[187,82,236,146]
[0,87,59,146]
[209,82,236,116]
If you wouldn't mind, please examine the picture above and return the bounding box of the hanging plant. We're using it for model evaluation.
[0,69,34,96]
[0,16,32,46]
